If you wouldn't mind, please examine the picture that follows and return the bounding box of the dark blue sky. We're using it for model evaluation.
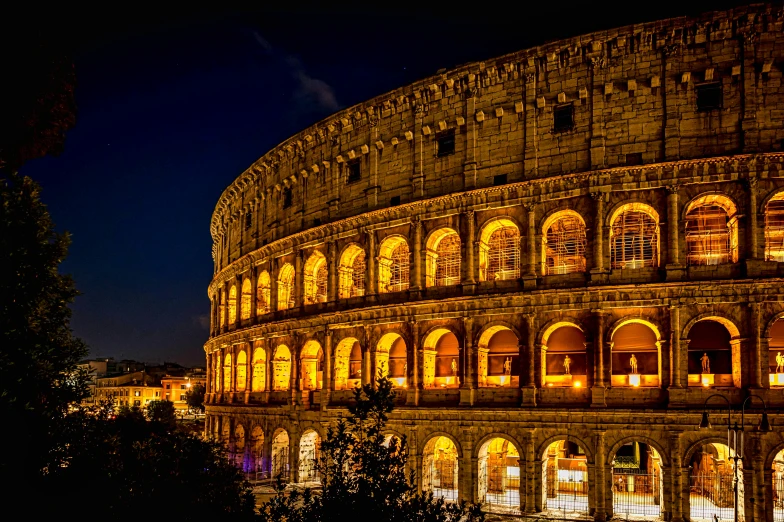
[19,2,744,367]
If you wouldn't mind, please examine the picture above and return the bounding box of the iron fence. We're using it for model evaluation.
[543,463,589,517]
[612,468,661,520]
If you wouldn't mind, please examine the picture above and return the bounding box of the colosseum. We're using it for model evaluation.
[205,4,784,521]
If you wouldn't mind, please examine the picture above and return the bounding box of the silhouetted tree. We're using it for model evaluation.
[186,383,206,413]
[259,376,484,522]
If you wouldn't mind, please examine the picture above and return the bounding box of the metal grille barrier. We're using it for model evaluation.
[612,469,661,520]
[774,472,784,522]
[543,463,589,517]
[423,459,459,502]
[689,472,736,522]
[298,448,321,483]
[610,211,659,269]
[271,448,290,481]
[482,461,521,514]
[486,228,520,281]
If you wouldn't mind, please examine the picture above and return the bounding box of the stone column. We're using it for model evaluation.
[322,328,332,410]
[665,184,685,281]
[591,310,607,407]
[463,210,476,290]
[740,30,760,153]
[222,281,230,332]
[269,264,279,312]
[363,326,372,387]
[669,304,687,406]
[460,316,476,406]
[411,218,423,292]
[667,431,683,522]
[407,319,421,406]
[459,428,474,503]
[590,192,607,284]
[234,275,242,329]
[594,430,607,521]
[463,87,478,189]
[205,352,212,401]
[264,341,273,394]
[523,204,537,289]
[523,430,536,513]
[746,176,763,276]
[327,240,337,302]
[289,344,299,407]
[294,249,304,308]
[249,265,258,323]
[365,228,377,296]
[522,313,537,406]
[750,302,763,389]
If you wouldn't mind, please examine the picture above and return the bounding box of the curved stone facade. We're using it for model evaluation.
[206,5,784,521]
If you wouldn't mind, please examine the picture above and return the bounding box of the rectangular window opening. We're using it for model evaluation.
[390,195,401,206]
[553,103,574,133]
[436,128,456,157]
[244,212,252,231]
[696,82,722,111]
[282,187,292,209]
[625,153,643,166]
[493,174,508,186]
[346,159,361,184]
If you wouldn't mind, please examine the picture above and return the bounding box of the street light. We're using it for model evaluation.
[698,394,773,522]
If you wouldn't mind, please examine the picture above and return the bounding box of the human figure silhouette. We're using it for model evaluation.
[700,353,710,373]
[777,351,784,373]
[503,357,512,375]
[451,358,457,376]
[563,355,572,375]
[630,354,638,374]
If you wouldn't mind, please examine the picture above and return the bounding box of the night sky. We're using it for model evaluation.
[19,2,748,367]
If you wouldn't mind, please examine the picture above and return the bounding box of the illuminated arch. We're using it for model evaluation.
[300,340,324,390]
[610,319,661,387]
[228,284,238,324]
[256,270,271,315]
[378,236,410,293]
[333,337,359,390]
[422,327,459,388]
[219,289,226,328]
[298,429,322,483]
[338,244,366,298]
[540,438,590,516]
[477,325,519,387]
[240,278,252,320]
[765,190,784,262]
[236,349,247,391]
[425,227,461,287]
[541,209,587,276]
[609,202,660,269]
[684,193,739,266]
[250,426,264,473]
[478,218,520,281]
[251,345,266,392]
[540,322,587,387]
[271,428,290,479]
[376,332,406,383]
[223,353,233,392]
[682,315,741,388]
[477,436,522,513]
[213,353,221,392]
[422,434,460,502]
[277,263,295,310]
[272,344,291,391]
[303,251,328,305]
[234,424,246,469]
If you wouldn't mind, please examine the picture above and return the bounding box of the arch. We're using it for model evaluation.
[769,446,784,522]
[422,327,459,388]
[422,433,461,502]
[333,337,359,390]
[541,323,587,387]
[684,193,739,266]
[607,436,669,467]
[378,235,410,293]
[236,349,247,391]
[223,353,233,392]
[478,217,521,282]
[541,209,587,276]
[213,353,222,392]
[609,202,660,269]
[298,429,322,483]
[234,423,247,469]
[540,438,590,516]
[338,243,366,298]
[240,278,252,320]
[609,438,665,519]
[537,434,595,463]
[610,319,661,387]
[271,428,290,479]
[219,289,226,328]
[300,340,324,390]
[277,263,295,311]
[768,317,784,387]
[251,346,266,392]
[303,250,328,305]
[256,270,271,315]
[681,313,741,340]
[425,227,461,287]
[272,344,291,391]
[228,284,238,324]
[477,435,522,513]
[249,425,264,473]
[477,325,519,388]
[685,439,740,521]
[376,332,406,383]
[764,189,784,262]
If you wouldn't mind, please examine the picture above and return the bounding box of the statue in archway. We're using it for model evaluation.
[563,355,572,375]
[776,351,784,373]
[629,354,638,374]
[451,358,457,376]
[503,357,512,375]
[700,352,710,373]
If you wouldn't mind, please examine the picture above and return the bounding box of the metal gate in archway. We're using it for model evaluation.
[689,472,737,522]
[612,467,661,520]
[543,460,589,517]
[422,455,459,502]
[774,468,784,522]
[479,456,520,513]
[271,447,290,481]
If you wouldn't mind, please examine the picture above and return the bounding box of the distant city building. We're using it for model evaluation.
[162,371,207,412]
[93,370,162,408]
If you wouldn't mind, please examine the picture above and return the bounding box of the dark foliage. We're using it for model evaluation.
[186,382,207,413]
[146,399,178,428]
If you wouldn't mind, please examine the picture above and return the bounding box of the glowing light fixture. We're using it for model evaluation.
[573,380,582,388]
[395,377,406,387]
[628,374,641,387]
[701,375,711,387]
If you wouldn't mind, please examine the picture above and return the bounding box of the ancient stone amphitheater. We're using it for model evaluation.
[205,4,784,520]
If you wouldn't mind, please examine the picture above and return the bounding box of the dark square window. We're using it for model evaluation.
[493,174,507,186]
[282,187,292,209]
[313,217,321,227]
[553,103,574,132]
[696,82,722,111]
[346,159,361,184]
[390,195,401,206]
[244,212,252,231]
[625,153,643,166]
[436,128,456,157]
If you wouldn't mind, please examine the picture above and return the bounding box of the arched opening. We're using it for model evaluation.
[298,430,321,484]
[685,195,739,266]
[425,228,461,287]
[277,263,295,311]
[304,251,328,305]
[689,442,741,521]
[543,325,587,388]
[333,338,358,390]
[388,337,408,387]
[479,219,520,281]
[478,437,521,514]
[611,441,663,518]
[223,353,233,392]
[250,426,264,475]
[687,320,738,388]
[219,289,226,328]
[251,345,266,392]
[234,424,246,470]
[542,211,587,275]
[228,284,237,324]
[271,429,290,479]
[376,333,405,384]
[611,322,660,387]
[542,440,589,517]
[349,341,363,385]
[478,327,519,387]
[770,320,784,386]
[236,350,247,392]
[257,270,271,315]
[765,192,784,262]
[610,204,660,269]
[213,354,221,392]
[221,421,231,446]
[378,236,410,293]
[422,436,459,502]
[383,434,402,448]
[339,245,366,298]
[272,345,291,391]
[300,341,323,390]
[240,278,252,320]
[772,448,784,522]
[423,329,459,388]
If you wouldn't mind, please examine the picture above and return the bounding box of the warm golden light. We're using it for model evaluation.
[573,380,581,388]
[394,377,406,387]
[628,374,641,387]
[499,375,507,386]
[701,375,710,387]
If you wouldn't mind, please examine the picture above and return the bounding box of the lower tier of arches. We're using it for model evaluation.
[206,406,784,522]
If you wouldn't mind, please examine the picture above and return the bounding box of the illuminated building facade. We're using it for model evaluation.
[205,5,784,520]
